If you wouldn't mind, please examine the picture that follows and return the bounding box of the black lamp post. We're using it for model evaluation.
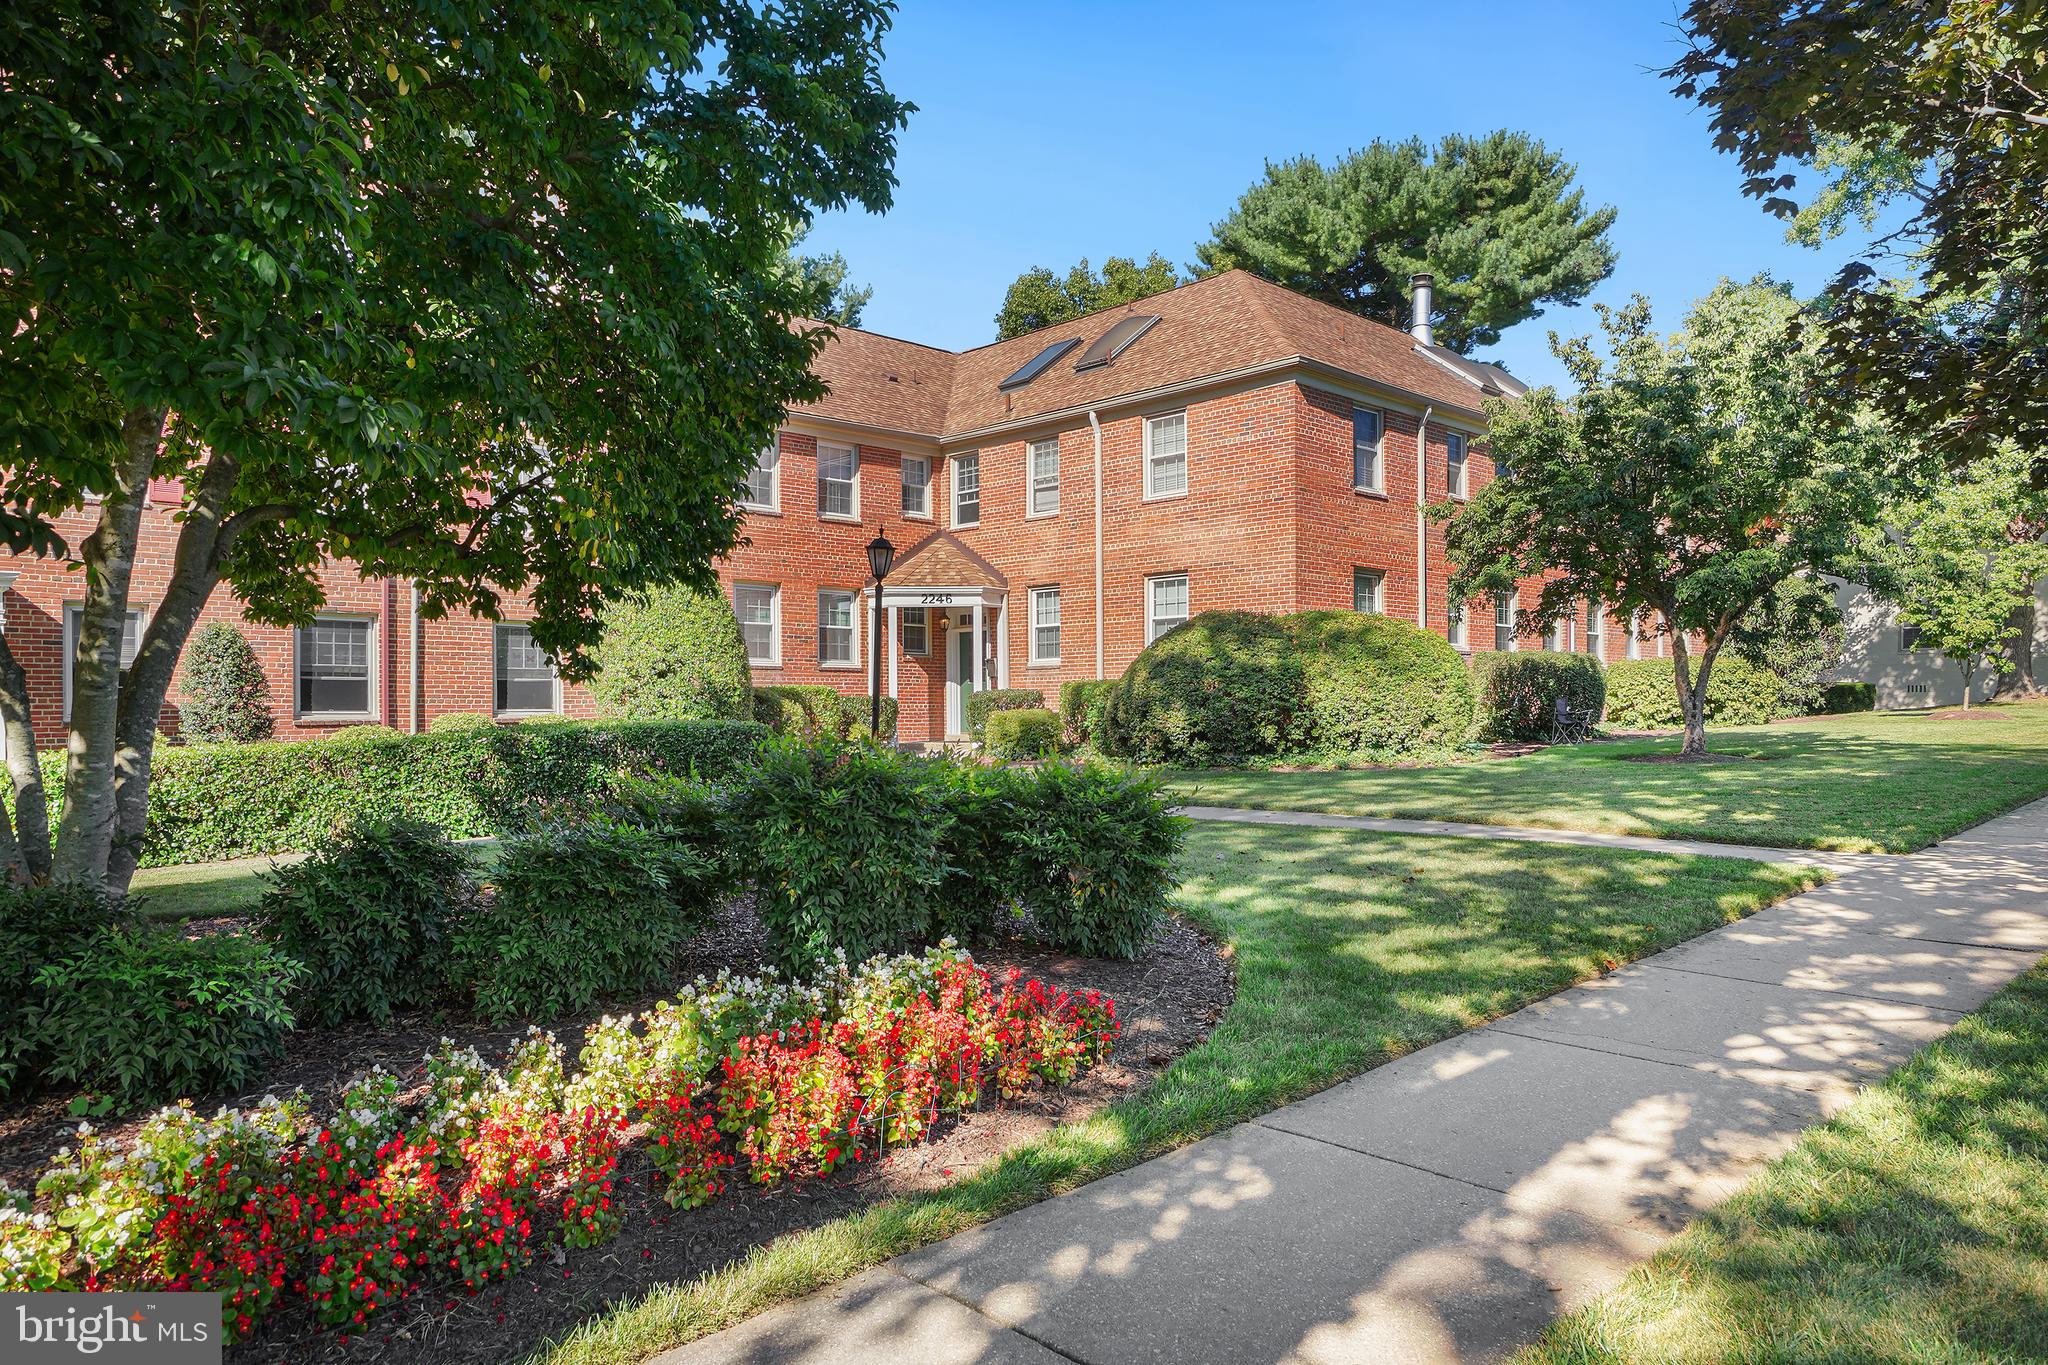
[866,532,895,742]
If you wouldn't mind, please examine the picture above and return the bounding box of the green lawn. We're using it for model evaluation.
[532,820,1821,1365]
[1520,962,2048,1365]
[1167,703,2048,853]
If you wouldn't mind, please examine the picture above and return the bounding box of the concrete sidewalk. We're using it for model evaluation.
[658,800,2048,1365]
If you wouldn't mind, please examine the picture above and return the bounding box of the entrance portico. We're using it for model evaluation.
[864,531,1008,742]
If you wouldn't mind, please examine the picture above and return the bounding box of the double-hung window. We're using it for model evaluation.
[1147,574,1189,644]
[817,590,858,666]
[297,617,375,720]
[1353,407,1384,492]
[1144,412,1187,499]
[1029,438,1060,516]
[901,607,929,656]
[1447,593,1467,649]
[1494,593,1517,652]
[61,604,144,723]
[1544,612,1570,653]
[494,624,559,715]
[1353,568,1385,614]
[1029,587,1062,664]
[901,456,931,517]
[734,583,780,666]
[1902,623,1926,651]
[1583,599,1604,656]
[818,443,859,520]
[1446,432,1468,499]
[952,451,981,527]
[743,443,779,511]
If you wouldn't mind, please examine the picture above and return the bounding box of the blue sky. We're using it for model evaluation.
[801,0,1879,390]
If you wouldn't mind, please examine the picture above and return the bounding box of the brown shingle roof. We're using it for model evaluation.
[878,529,1006,589]
[789,270,1506,442]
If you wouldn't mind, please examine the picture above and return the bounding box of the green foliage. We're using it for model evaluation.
[1196,133,1617,352]
[1102,611,1303,765]
[1728,575,1847,717]
[1471,651,1608,742]
[965,688,1046,741]
[29,929,298,1107]
[17,718,769,868]
[176,624,272,743]
[1604,656,1784,729]
[456,825,710,1023]
[984,708,1064,760]
[924,759,1017,943]
[994,254,1184,339]
[751,685,896,742]
[598,772,740,887]
[256,817,477,1027]
[327,724,401,743]
[729,740,948,973]
[0,883,136,1096]
[1444,278,1890,754]
[1816,682,1876,715]
[784,229,872,328]
[1290,611,1476,758]
[1058,679,1118,749]
[590,586,755,722]
[427,711,497,733]
[1008,763,1185,958]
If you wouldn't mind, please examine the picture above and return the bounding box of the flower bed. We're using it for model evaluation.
[0,944,1116,1345]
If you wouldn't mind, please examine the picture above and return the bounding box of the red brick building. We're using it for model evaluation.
[0,269,1665,751]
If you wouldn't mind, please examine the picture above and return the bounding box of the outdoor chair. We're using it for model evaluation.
[1551,697,1597,745]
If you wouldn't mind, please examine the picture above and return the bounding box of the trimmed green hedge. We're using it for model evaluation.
[18,718,769,869]
[751,684,897,743]
[965,687,1044,741]
[1470,651,1608,742]
[1815,682,1876,715]
[1058,679,1117,748]
[588,584,754,722]
[1604,655,1786,729]
[1290,611,1475,759]
[985,708,1063,759]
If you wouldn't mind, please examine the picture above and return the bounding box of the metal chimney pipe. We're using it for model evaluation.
[1409,273,1435,346]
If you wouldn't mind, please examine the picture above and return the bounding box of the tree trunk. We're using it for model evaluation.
[0,632,50,882]
[1993,599,2041,698]
[1669,630,1715,758]
[104,453,243,894]
[1957,656,1975,710]
[51,407,164,885]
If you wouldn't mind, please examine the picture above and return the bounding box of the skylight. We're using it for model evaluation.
[998,337,1082,390]
[1073,314,1161,372]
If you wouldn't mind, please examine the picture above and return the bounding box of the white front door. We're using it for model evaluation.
[947,612,977,737]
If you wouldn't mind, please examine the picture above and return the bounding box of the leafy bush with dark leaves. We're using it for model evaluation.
[1815,682,1876,714]
[752,684,896,742]
[599,772,740,885]
[1101,611,1303,764]
[29,929,299,1106]
[984,708,1063,759]
[0,883,136,1096]
[455,824,711,1022]
[924,758,1017,943]
[1470,650,1607,742]
[256,817,477,1026]
[178,623,273,743]
[1009,762,1185,958]
[1058,679,1117,748]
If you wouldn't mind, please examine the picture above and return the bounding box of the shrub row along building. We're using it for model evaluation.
[3,270,1703,751]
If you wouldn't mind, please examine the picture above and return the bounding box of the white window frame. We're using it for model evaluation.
[817,442,860,522]
[817,588,860,669]
[1494,592,1518,652]
[901,606,929,656]
[294,614,379,723]
[1028,438,1061,517]
[1544,612,1570,653]
[742,442,780,512]
[1146,574,1189,645]
[493,622,561,717]
[952,451,981,528]
[1626,609,1644,660]
[1143,412,1188,501]
[1446,431,1468,500]
[1352,568,1385,615]
[901,455,931,519]
[1352,407,1385,494]
[61,603,146,724]
[1028,586,1062,665]
[1447,593,1468,649]
[1583,599,1604,657]
[734,582,781,667]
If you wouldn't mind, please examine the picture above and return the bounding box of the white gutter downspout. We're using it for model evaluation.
[1415,404,1433,630]
[408,583,423,733]
[1088,409,1105,680]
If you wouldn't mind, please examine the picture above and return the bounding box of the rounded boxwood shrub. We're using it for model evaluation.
[751,684,897,743]
[256,816,478,1027]
[455,823,712,1022]
[728,739,948,972]
[1605,655,1786,729]
[589,584,753,722]
[0,883,136,1096]
[965,687,1045,741]
[1816,681,1876,715]
[1009,762,1185,958]
[985,707,1063,759]
[1470,650,1608,742]
[29,928,299,1107]
[1291,611,1476,759]
[1101,611,1304,765]
[1058,679,1117,748]
[178,622,273,743]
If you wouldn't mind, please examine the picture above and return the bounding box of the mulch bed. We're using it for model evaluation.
[1613,752,1769,764]
[0,899,1235,1365]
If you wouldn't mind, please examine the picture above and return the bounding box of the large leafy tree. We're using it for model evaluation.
[1667,2,2047,472]
[0,0,909,890]
[1442,280,1891,757]
[1866,446,2048,708]
[1195,132,1618,353]
[786,231,873,328]
[993,253,1184,340]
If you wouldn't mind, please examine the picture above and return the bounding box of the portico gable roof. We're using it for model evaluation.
[875,529,1007,591]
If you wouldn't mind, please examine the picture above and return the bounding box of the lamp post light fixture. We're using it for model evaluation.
[865,532,895,742]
